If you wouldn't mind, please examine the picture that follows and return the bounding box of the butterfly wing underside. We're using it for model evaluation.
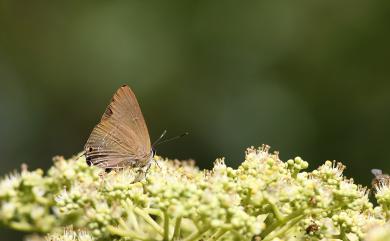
[84,85,151,168]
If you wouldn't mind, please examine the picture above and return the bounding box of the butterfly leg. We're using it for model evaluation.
[132,162,152,183]
[153,159,161,169]
[132,170,146,183]
[145,161,152,173]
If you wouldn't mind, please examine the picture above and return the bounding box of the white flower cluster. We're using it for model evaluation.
[0,145,390,241]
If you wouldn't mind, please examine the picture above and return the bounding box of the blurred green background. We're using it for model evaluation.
[1,1,390,239]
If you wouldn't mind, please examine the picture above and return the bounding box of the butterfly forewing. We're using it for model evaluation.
[84,85,152,168]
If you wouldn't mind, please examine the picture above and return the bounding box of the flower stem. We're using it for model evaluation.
[107,225,148,241]
[264,194,284,221]
[171,216,182,241]
[134,206,164,236]
[262,214,304,241]
[128,209,140,230]
[205,229,227,241]
[183,227,209,241]
[260,210,304,238]
[146,208,164,216]
[163,211,170,241]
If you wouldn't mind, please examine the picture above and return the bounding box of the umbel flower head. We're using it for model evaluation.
[1,145,390,241]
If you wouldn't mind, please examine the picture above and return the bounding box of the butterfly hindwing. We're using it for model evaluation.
[84,85,152,168]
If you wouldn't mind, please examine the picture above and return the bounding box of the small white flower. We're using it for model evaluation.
[0,201,16,219]
[0,173,20,197]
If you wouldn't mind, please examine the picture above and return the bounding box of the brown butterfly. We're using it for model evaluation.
[84,85,155,171]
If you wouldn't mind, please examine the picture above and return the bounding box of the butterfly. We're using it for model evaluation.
[84,85,155,171]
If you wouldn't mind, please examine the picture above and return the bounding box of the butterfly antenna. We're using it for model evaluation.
[152,130,167,147]
[153,132,189,147]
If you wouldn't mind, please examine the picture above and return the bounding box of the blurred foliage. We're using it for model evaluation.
[1,1,390,239]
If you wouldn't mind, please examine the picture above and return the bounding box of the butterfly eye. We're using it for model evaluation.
[88,147,93,152]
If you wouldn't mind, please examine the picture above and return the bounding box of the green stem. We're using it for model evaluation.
[183,227,209,241]
[205,229,227,241]
[134,207,164,236]
[145,208,163,216]
[128,209,139,230]
[171,216,182,241]
[260,210,303,238]
[262,214,304,241]
[264,194,284,221]
[163,211,170,241]
[107,225,148,241]
[118,217,141,236]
